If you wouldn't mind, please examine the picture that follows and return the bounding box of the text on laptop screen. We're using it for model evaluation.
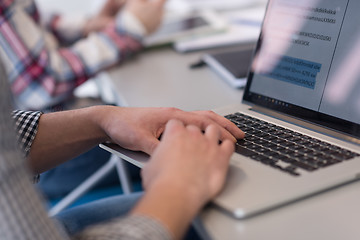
[244,0,360,137]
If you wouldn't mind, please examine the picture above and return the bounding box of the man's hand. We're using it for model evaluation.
[133,120,235,239]
[124,0,167,34]
[97,106,244,155]
[28,106,243,174]
[143,119,235,203]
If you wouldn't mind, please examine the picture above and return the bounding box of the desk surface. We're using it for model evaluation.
[106,46,360,240]
[107,46,248,111]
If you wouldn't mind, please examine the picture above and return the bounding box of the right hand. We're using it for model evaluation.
[141,119,235,208]
[124,0,167,34]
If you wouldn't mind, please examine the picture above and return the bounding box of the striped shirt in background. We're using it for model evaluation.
[0,0,145,110]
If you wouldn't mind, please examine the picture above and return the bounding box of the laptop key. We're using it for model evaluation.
[291,161,318,171]
[257,132,271,138]
[246,144,261,150]
[264,152,282,159]
[245,135,261,142]
[284,166,300,176]
[261,158,278,166]
[235,145,258,157]
[285,137,300,143]
[291,145,305,151]
[280,141,296,148]
[281,148,295,155]
[255,139,269,145]
[299,148,315,154]
[316,158,342,168]
[274,138,287,144]
[250,154,268,162]
[279,156,295,163]
[263,142,278,149]
[288,152,305,159]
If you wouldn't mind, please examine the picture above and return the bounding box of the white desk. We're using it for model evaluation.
[107,46,246,111]
[105,46,360,240]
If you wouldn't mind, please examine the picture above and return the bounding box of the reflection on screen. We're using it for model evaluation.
[248,0,360,126]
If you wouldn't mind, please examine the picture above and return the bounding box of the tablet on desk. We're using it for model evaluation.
[144,11,226,47]
[202,47,254,88]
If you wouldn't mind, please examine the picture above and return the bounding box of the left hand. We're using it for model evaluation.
[96,106,244,155]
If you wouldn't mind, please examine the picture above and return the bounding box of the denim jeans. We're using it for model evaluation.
[54,192,201,239]
[37,146,141,200]
[54,192,143,236]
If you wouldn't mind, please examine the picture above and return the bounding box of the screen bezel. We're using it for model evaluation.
[242,0,360,139]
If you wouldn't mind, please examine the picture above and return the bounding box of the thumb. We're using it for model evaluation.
[141,119,184,154]
[141,133,160,155]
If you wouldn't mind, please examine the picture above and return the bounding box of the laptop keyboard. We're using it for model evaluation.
[225,113,360,177]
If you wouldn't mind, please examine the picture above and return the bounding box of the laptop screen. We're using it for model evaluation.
[244,0,360,138]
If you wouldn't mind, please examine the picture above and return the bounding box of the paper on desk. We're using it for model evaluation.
[174,7,266,52]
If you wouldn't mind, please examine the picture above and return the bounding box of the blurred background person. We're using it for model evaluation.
[0,0,167,201]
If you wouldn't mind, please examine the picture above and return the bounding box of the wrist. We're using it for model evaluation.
[86,105,113,143]
[153,179,207,213]
[132,179,205,239]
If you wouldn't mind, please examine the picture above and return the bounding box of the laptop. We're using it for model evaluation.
[101,0,360,219]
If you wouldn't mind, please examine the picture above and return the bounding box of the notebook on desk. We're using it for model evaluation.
[101,0,360,219]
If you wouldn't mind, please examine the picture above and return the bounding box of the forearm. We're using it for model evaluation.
[28,106,109,174]
[131,181,204,240]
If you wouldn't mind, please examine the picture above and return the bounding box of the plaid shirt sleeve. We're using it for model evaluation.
[11,110,42,183]
[73,215,172,240]
[2,113,171,240]
[6,112,173,239]
[0,0,145,110]
[11,110,42,156]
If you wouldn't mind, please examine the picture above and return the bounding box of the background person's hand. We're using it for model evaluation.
[83,0,126,35]
[97,106,244,155]
[98,0,127,18]
[124,0,167,34]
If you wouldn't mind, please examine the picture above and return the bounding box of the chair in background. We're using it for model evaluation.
[49,73,134,216]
